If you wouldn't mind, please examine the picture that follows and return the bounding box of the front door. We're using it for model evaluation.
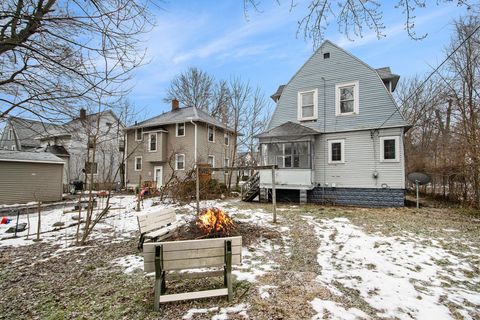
[154,166,163,189]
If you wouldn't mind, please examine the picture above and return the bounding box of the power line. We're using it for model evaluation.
[377,22,480,130]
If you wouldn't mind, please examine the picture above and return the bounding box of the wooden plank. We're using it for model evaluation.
[137,208,176,221]
[138,214,175,228]
[144,254,242,272]
[143,236,242,253]
[139,214,176,233]
[144,222,179,239]
[138,210,176,224]
[159,288,228,303]
[144,246,242,262]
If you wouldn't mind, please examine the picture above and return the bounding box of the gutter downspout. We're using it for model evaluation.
[190,120,197,163]
[124,131,128,189]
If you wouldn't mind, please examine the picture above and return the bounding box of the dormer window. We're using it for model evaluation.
[335,81,359,116]
[297,89,318,121]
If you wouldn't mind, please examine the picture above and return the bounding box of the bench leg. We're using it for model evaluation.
[138,233,145,251]
[154,245,164,311]
[225,240,233,302]
[161,271,167,294]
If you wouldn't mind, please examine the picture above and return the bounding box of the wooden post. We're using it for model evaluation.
[36,201,41,242]
[26,207,30,240]
[271,166,277,223]
[136,174,142,212]
[225,240,233,301]
[196,164,200,215]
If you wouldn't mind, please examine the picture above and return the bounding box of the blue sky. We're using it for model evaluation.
[130,1,471,120]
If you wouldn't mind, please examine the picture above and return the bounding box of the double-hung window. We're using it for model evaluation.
[176,123,185,137]
[335,81,359,115]
[298,89,318,121]
[148,133,157,152]
[207,155,215,168]
[328,139,345,164]
[208,125,215,142]
[134,157,142,171]
[224,133,229,146]
[175,154,185,170]
[380,136,399,162]
[135,128,143,141]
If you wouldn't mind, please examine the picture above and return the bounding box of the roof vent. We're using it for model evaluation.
[323,52,330,59]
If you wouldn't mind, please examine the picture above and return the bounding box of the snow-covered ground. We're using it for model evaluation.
[0,195,184,248]
[306,216,480,320]
[2,197,479,319]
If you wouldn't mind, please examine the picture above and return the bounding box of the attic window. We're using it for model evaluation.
[323,52,330,59]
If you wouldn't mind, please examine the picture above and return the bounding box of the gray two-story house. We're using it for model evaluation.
[254,40,409,207]
[125,100,237,190]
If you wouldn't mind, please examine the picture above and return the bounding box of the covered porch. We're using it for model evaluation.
[255,121,320,191]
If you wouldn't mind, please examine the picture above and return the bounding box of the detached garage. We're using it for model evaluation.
[0,151,64,205]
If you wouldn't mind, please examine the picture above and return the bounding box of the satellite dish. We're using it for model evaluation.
[407,172,430,185]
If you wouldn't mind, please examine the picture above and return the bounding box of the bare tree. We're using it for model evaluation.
[163,67,214,111]
[244,0,475,48]
[0,0,154,122]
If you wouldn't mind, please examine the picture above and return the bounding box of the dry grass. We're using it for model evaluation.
[0,200,478,319]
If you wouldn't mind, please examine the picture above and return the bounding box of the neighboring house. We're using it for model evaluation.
[0,150,64,204]
[0,109,125,189]
[253,40,409,207]
[125,100,236,189]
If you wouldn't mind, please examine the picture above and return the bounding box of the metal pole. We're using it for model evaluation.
[196,164,200,215]
[272,166,276,223]
[416,180,419,209]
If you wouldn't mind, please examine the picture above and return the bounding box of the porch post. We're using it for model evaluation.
[272,165,276,223]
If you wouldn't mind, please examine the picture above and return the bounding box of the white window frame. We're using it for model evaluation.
[148,133,157,152]
[224,158,229,174]
[176,122,185,137]
[135,128,143,141]
[207,155,215,168]
[328,139,345,164]
[208,125,215,142]
[380,136,400,162]
[335,81,359,116]
[134,156,142,171]
[224,133,229,146]
[297,89,318,121]
[175,154,185,170]
[11,145,15,151]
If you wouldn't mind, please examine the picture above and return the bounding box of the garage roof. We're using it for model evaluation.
[0,150,64,164]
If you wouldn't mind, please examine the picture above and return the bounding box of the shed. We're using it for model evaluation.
[0,150,64,205]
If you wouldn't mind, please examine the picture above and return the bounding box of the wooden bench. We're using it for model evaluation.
[137,208,179,250]
[143,236,242,311]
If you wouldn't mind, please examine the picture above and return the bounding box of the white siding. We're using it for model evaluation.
[313,128,405,188]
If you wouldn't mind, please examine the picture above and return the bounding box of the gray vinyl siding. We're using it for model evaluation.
[269,41,407,132]
[313,127,405,189]
[0,162,63,204]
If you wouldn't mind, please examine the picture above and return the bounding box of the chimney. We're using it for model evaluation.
[79,108,87,120]
[172,99,179,111]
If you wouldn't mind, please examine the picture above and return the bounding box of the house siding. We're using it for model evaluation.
[268,41,407,132]
[126,121,234,186]
[313,127,405,189]
[0,161,63,204]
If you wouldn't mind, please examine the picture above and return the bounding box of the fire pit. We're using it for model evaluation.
[196,207,236,237]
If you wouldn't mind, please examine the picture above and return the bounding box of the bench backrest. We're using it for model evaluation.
[143,236,242,273]
[137,208,176,234]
